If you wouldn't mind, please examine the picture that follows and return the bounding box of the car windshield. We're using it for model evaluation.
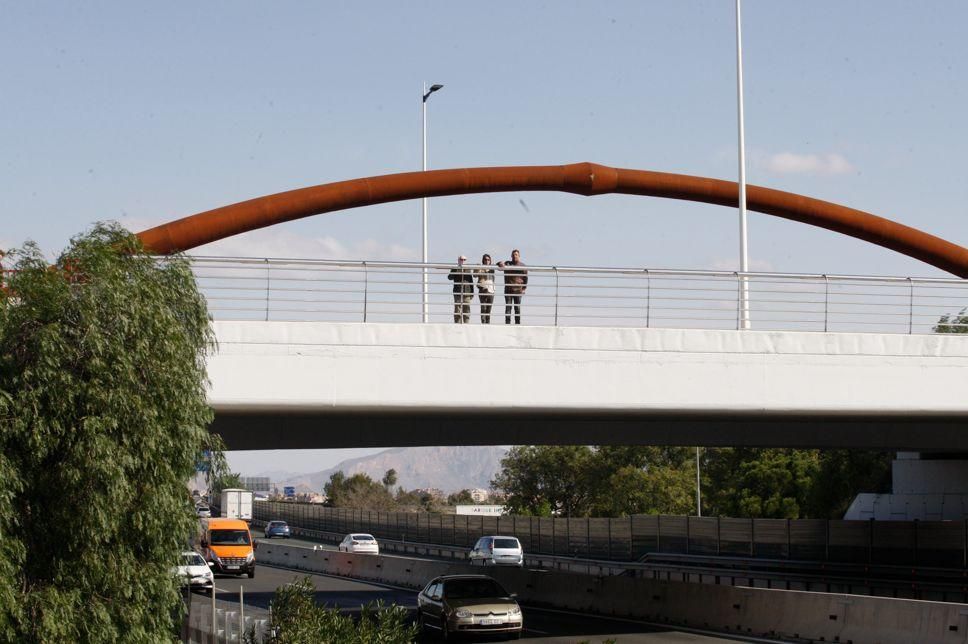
[494,538,519,549]
[444,578,508,599]
[182,553,206,566]
[353,535,374,541]
[210,529,250,545]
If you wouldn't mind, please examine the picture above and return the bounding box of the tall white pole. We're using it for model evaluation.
[421,82,429,323]
[695,446,702,517]
[736,0,751,330]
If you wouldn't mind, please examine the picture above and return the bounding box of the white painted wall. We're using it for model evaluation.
[208,321,968,415]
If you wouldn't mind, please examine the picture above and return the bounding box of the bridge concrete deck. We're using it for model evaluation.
[207,321,968,451]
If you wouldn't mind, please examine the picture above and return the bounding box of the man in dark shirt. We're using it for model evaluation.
[447,255,473,323]
[497,249,528,324]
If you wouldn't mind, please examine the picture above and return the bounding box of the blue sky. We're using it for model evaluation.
[3,2,966,475]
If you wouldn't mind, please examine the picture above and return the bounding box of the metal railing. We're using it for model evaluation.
[183,256,968,334]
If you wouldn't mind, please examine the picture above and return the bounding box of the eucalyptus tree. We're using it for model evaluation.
[0,224,215,641]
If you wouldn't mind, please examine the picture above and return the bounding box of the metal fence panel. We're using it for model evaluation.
[255,503,968,569]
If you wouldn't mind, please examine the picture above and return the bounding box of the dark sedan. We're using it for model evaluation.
[264,520,291,539]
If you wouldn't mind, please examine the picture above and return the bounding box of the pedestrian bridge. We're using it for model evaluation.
[203,257,968,451]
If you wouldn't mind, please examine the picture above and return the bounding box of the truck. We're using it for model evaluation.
[220,488,253,521]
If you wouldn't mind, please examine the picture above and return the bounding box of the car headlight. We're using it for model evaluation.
[209,552,220,563]
[508,605,521,617]
[454,608,472,618]
[245,552,255,562]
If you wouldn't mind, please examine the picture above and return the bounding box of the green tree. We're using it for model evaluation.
[587,446,695,517]
[806,450,893,518]
[704,448,821,518]
[208,434,243,499]
[592,462,695,517]
[0,225,215,641]
[381,468,397,489]
[266,577,416,643]
[934,308,968,334]
[324,472,395,510]
[447,489,474,505]
[491,446,596,516]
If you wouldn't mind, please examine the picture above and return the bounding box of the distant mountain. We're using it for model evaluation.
[275,446,509,494]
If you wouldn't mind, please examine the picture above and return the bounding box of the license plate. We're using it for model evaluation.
[479,618,503,625]
[226,565,239,570]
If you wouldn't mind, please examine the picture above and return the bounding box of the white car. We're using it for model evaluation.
[195,505,211,518]
[469,536,524,567]
[338,533,380,554]
[175,551,214,589]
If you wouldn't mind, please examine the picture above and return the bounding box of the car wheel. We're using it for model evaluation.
[247,569,255,579]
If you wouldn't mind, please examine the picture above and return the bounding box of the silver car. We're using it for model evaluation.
[469,536,524,567]
[417,575,523,640]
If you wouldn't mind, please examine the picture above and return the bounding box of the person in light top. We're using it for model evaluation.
[474,253,496,324]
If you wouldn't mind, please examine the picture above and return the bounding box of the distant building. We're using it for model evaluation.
[468,488,490,503]
[416,487,445,500]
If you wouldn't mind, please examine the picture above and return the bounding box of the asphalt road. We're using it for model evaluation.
[191,562,763,643]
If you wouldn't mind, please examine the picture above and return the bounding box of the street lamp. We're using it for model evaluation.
[736,0,751,330]
[422,82,444,323]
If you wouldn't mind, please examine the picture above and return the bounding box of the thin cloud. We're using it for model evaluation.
[190,228,418,262]
[764,152,855,176]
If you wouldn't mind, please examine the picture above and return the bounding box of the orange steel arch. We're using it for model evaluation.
[136,162,968,277]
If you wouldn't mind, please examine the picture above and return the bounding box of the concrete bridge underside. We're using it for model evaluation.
[208,322,968,451]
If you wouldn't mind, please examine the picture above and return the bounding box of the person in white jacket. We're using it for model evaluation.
[475,253,496,324]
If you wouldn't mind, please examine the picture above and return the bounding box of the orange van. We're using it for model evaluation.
[201,518,255,578]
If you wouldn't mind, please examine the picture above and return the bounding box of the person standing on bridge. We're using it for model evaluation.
[497,249,528,325]
[475,253,495,324]
[448,255,473,323]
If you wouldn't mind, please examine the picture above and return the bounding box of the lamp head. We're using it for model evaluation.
[423,84,444,102]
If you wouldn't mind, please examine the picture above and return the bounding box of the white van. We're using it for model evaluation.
[468,535,524,567]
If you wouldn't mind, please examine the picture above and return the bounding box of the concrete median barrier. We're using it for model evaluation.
[256,540,967,643]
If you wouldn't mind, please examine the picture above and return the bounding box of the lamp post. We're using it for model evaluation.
[422,82,444,323]
[736,0,750,329]
[696,446,702,517]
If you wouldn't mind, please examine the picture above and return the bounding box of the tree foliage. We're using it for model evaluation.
[447,489,475,505]
[491,446,597,516]
[324,472,395,510]
[491,444,893,519]
[703,448,820,518]
[265,577,416,644]
[934,308,968,334]
[381,469,397,489]
[0,224,215,641]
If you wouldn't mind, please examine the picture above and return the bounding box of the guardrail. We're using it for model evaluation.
[184,256,968,334]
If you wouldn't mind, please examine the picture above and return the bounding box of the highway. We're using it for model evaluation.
[191,559,770,643]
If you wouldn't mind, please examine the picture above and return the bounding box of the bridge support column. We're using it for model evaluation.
[845,452,968,520]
